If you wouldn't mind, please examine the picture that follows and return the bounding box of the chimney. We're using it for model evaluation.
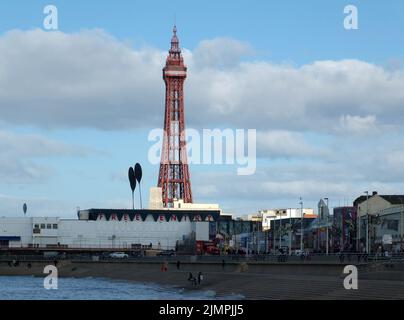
[372,191,378,196]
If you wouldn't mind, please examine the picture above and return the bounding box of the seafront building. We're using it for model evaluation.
[0,204,219,250]
[244,208,316,231]
[0,192,403,254]
[353,192,404,253]
[0,188,258,252]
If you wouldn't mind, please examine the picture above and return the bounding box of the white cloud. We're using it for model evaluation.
[338,114,377,134]
[0,29,165,129]
[257,130,322,158]
[191,37,253,69]
[0,29,403,134]
[0,130,94,184]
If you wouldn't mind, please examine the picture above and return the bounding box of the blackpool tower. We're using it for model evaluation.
[158,26,193,207]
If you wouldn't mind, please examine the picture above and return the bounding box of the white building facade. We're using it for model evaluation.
[258,208,315,231]
[0,208,221,250]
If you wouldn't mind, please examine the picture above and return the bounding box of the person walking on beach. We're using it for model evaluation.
[188,272,197,285]
[161,261,168,272]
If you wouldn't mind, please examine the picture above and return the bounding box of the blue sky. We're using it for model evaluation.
[1,0,403,64]
[0,0,403,217]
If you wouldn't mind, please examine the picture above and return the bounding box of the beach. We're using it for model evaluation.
[1,258,404,299]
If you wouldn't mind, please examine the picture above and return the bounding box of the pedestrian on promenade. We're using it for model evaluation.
[339,252,345,263]
[176,260,181,270]
[198,272,203,285]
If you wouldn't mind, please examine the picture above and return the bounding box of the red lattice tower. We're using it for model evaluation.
[158,26,193,207]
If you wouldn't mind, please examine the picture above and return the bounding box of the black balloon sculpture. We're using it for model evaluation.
[128,167,136,209]
[134,163,143,209]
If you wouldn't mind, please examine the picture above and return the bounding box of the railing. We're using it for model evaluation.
[1,252,403,264]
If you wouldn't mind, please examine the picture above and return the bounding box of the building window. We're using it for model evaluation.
[40,224,45,229]
[53,224,58,229]
[34,224,39,229]
[46,224,52,229]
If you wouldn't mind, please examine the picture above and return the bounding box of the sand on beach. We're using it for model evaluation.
[1,259,403,299]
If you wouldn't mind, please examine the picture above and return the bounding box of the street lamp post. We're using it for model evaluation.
[400,199,403,252]
[364,191,369,254]
[258,215,261,254]
[300,198,304,252]
[326,219,329,255]
[273,218,276,253]
[325,197,329,255]
[289,208,292,255]
[357,204,360,253]
[279,212,282,252]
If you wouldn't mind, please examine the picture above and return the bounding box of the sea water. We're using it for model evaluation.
[0,276,243,300]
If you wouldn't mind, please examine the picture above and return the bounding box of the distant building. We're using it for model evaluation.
[354,191,404,217]
[332,206,357,252]
[0,208,222,251]
[307,199,332,253]
[354,191,404,253]
[269,215,316,252]
[256,208,316,231]
[317,199,330,221]
[373,206,403,253]
[149,187,164,209]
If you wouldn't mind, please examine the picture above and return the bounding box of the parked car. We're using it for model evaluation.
[43,251,60,258]
[157,250,175,257]
[130,250,143,257]
[109,252,129,259]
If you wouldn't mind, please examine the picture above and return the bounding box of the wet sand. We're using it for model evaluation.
[1,260,403,299]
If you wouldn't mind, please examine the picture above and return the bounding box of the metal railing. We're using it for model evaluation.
[1,252,403,264]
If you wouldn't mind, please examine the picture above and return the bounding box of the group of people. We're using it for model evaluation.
[8,260,20,267]
[188,272,203,285]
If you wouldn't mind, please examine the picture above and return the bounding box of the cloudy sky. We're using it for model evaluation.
[0,0,403,217]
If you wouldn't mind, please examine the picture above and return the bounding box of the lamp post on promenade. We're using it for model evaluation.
[325,198,329,255]
[364,191,369,254]
[400,199,403,252]
[357,202,361,253]
[273,218,276,253]
[279,213,282,252]
[289,208,292,256]
[300,198,304,252]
